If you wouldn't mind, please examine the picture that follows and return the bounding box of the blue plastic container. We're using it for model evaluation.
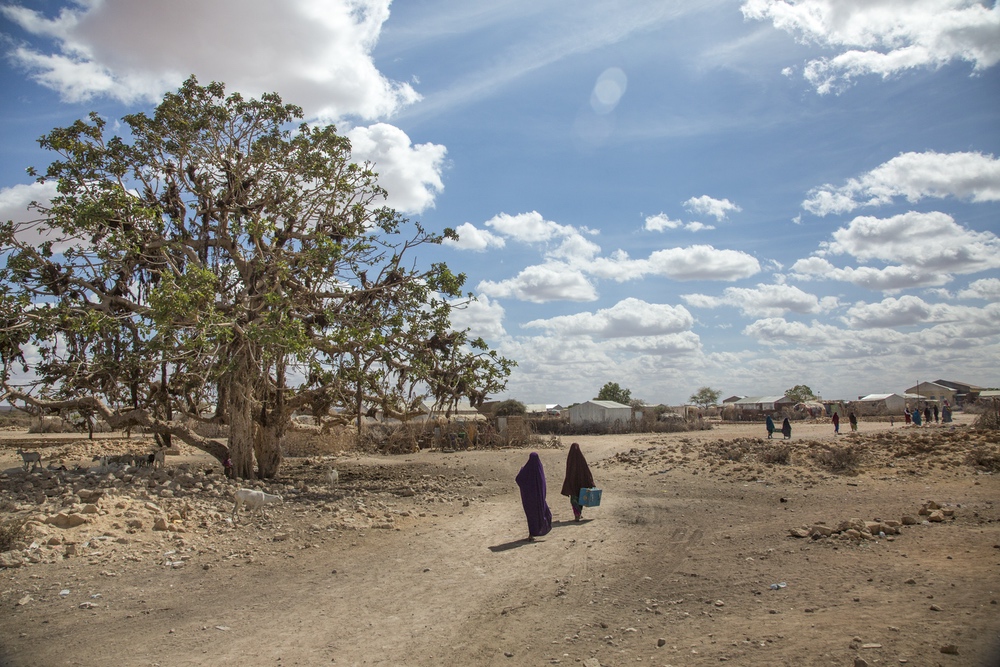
[578,487,602,507]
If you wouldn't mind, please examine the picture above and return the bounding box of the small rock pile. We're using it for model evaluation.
[788,501,954,541]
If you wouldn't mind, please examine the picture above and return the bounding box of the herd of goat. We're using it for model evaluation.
[12,446,339,524]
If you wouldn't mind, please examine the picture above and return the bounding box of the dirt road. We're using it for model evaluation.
[1,418,998,666]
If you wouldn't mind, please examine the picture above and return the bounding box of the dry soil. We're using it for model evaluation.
[1,416,998,667]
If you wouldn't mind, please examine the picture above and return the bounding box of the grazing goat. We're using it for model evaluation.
[231,488,283,522]
[150,449,165,469]
[326,468,339,486]
[16,448,42,472]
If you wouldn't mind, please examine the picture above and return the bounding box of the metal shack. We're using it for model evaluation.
[568,400,632,426]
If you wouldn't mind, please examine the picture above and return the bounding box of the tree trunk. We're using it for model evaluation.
[226,352,258,480]
[254,422,283,479]
[254,359,287,479]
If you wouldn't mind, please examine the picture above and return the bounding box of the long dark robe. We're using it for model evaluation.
[515,452,552,537]
[765,415,775,437]
[781,418,791,439]
[561,442,595,500]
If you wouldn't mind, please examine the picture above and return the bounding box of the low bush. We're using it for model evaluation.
[966,446,1000,472]
[0,519,26,552]
[759,444,792,465]
[815,445,864,473]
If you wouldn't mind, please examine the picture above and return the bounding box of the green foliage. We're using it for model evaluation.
[596,382,631,405]
[493,399,526,417]
[785,385,817,403]
[689,386,721,409]
[1,77,514,478]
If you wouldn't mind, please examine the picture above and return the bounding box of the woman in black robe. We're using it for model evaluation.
[561,443,595,521]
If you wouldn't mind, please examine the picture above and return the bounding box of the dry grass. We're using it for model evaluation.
[0,518,26,552]
[814,444,865,473]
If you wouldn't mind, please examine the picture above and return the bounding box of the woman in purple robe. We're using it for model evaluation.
[515,452,552,540]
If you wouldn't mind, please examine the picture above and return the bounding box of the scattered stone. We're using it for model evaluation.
[45,512,88,528]
[939,644,959,655]
[854,658,869,667]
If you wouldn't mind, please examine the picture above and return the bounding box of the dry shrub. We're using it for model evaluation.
[759,444,792,465]
[815,444,864,473]
[973,410,1000,430]
[966,446,1000,472]
[0,518,26,552]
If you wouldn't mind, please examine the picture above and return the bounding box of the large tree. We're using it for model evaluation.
[784,385,818,403]
[688,386,721,409]
[596,382,631,405]
[0,78,513,479]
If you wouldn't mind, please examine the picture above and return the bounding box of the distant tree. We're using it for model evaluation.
[689,386,721,409]
[596,382,631,405]
[785,385,818,403]
[493,399,526,417]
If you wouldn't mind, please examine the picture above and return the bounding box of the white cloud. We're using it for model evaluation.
[476,263,598,303]
[958,278,1000,301]
[825,211,1000,274]
[646,245,761,281]
[803,151,1000,216]
[742,0,1000,93]
[791,211,1000,290]
[683,195,742,221]
[0,180,75,251]
[644,213,715,233]
[1,0,419,120]
[483,211,601,262]
[522,298,693,338]
[682,283,824,317]
[844,295,939,328]
[346,123,446,214]
[444,222,506,252]
[449,294,507,340]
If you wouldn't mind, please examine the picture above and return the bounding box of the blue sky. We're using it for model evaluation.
[1,0,999,406]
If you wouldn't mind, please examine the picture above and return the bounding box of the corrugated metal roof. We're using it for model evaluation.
[588,400,631,409]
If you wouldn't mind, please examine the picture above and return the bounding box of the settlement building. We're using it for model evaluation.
[931,379,982,407]
[904,382,955,407]
[567,400,632,426]
[731,396,793,413]
[854,393,907,415]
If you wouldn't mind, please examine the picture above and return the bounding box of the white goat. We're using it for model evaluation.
[231,488,283,522]
[151,449,165,469]
[326,468,339,486]
[16,448,42,472]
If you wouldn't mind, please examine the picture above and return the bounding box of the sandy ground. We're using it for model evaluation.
[0,416,998,667]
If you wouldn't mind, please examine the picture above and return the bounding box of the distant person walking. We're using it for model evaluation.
[782,417,792,439]
[848,412,858,432]
[924,406,932,425]
[766,415,776,439]
[561,442,596,522]
[832,412,840,435]
[933,405,939,423]
[904,407,911,425]
[515,452,552,541]
[942,401,953,423]
[912,408,922,426]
